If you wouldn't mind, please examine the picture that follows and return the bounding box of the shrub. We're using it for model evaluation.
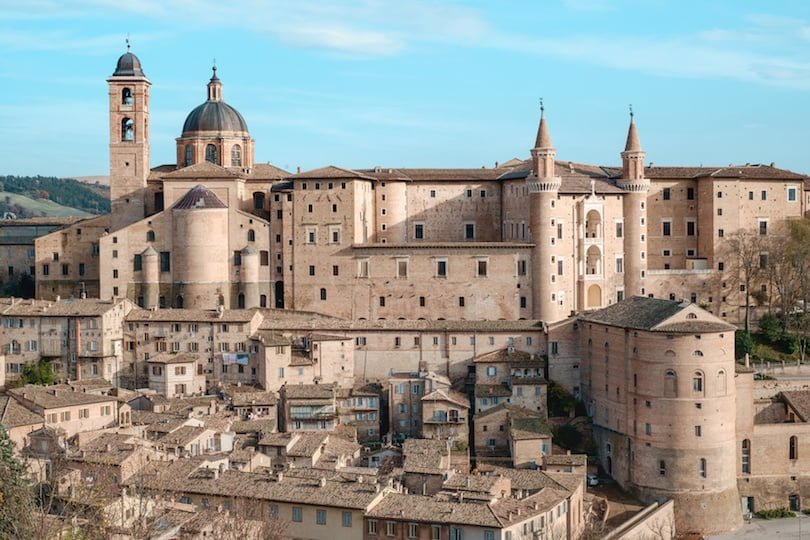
[757,508,795,519]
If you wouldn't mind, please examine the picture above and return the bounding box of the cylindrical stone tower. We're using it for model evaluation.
[171,185,230,309]
[629,322,742,533]
[141,245,159,309]
[528,107,562,322]
[240,245,259,308]
[617,114,649,297]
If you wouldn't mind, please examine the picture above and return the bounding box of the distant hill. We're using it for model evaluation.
[0,176,110,217]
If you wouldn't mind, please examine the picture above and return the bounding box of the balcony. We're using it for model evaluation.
[290,406,336,420]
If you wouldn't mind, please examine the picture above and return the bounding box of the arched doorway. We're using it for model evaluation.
[587,284,602,308]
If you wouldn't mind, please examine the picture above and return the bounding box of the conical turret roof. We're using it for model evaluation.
[624,117,642,152]
[534,110,553,149]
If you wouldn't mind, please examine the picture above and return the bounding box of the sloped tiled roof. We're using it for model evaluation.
[0,396,44,428]
[163,161,242,179]
[172,185,228,209]
[250,163,290,180]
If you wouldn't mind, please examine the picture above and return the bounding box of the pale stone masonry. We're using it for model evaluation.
[27,50,808,329]
[0,298,134,385]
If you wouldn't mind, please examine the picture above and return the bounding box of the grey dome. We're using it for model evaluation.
[113,52,145,77]
[182,101,249,136]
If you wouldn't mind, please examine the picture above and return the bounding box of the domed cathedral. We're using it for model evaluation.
[33,48,289,309]
[100,52,287,311]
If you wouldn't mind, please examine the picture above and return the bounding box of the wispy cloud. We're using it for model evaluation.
[2,0,810,89]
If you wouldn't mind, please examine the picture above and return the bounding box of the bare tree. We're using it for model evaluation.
[722,230,766,333]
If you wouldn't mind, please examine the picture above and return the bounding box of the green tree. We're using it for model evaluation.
[759,312,783,344]
[0,424,35,539]
[736,331,754,360]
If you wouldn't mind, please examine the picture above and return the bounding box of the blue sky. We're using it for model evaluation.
[2,0,810,177]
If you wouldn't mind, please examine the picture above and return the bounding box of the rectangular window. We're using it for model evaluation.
[759,220,768,236]
[368,520,378,535]
[464,223,475,240]
[662,187,670,200]
[557,259,563,276]
[292,507,302,522]
[615,221,623,238]
[409,523,418,538]
[616,257,623,274]
[477,260,488,277]
[662,221,671,236]
[459,296,465,307]
[520,296,527,308]
[358,259,369,278]
[133,254,142,271]
[788,187,798,201]
[78,263,85,276]
[233,251,242,266]
[695,425,702,437]
[342,511,352,527]
[718,229,724,238]
[414,223,424,240]
[436,259,447,277]
[386,522,396,537]
[316,509,326,525]
[260,250,269,265]
[517,259,527,276]
[159,252,171,272]
[686,220,696,236]
[432,525,441,540]
[397,259,408,278]
[379,296,385,307]
[645,423,652,435]
[687,187,695,200]
[761,190,767,201]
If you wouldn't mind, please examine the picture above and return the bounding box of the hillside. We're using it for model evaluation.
[0,175,110,217]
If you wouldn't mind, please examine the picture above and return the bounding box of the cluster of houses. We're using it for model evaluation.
[0,297,598,539]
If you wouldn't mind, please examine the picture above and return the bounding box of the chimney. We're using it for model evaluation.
[55,295,61,302]
[105,444,112,452]
[212,468,219,480]
[319,476,326,487]
[296,166,301,173]
[277,472,283,482]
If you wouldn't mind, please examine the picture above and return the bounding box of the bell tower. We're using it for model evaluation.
[107,44,150,231]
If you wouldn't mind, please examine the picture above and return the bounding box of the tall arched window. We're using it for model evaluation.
[122,88,133,105]
[121,118,134,141]
[184,145,193,167]
[790,436,798,460]
[664,370,678,397]
[692,371,704,394]
[741,439,751,473]
[260,294,267,308]
[247,229,255,242]
[175,295,184,309]
[320,288,327,300]
[231,144,242,166]
[205,144,218,164]
[237,293,245,309]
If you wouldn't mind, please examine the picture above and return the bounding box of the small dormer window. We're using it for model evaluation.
[205,144,218,164]
[121,118,134,141]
